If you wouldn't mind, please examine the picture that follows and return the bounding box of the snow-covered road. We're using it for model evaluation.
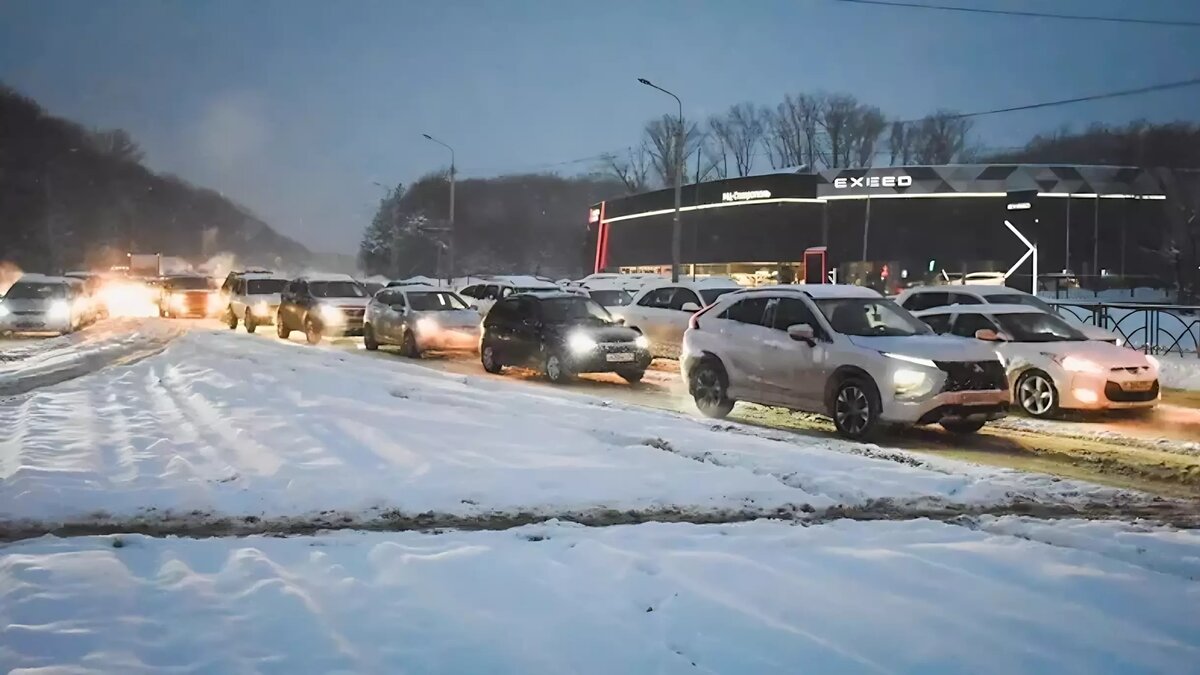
[0,328,1168,535]
[4,519,1199,674]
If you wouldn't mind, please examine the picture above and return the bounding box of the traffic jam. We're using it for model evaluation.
[18,264,1151,442]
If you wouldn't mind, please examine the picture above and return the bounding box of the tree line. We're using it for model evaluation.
[0,84,309,274]
[601,92,976,192]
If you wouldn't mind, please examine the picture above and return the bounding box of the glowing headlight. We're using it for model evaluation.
[634,335,650,350]
[1115,337,1124,347]
[207,293,223,311]
[47,299,71,320]
[893,368,927,390]
[171,294,186,310]
[253,301,271,316]
[0,304,9,318]
[1145,354,1160,371]
[318,304,344,324]
[416,317,439,334]
[1059,355,1104,375]
[567,332,597,354]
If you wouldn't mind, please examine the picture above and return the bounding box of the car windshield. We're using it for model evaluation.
[164,277,211,290]
[408,292,469,311]
[541,297,614,324]
[310,281,367,298]
[588,289,632,306]
[246,279,287,295]
[987,294,1054,312]
[700,288,740,304]
[993,312,1087,342]
[815,298,931,337]
[5,282,67,299]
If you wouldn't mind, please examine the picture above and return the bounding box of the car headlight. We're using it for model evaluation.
[634,335,650,350]
[884,352,937,368]
[47,299,71,320]
[207,294,223,310]
[1058,355,1105,375]
[171,294,186,310]
[567,332,597,354]
[893,368,927,389]
[253,301,271,316]
[0,304,8,318]
[1145,354,1160,371]
[416,317,439,334]
[1115,337,1124,347]
[318,304,344,324]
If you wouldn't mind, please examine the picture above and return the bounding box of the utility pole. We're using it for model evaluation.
[422,134,456,283]
[638,78,684,282]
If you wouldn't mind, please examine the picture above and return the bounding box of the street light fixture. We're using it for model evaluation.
[422,133,456,282]
[638,77,684,282]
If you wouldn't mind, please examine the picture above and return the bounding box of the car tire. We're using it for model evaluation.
[618,368,645,384]
[227,309,238,330]
[401,330,421,359]
[689,360,735,419]
[276,313,291,339]
[363,323,379,351]
[1016,370,1058,418]
[940,418,987,434]
[481,344,503,374]
[304,316,322,345]
[244,311,257,334]
[544,351,573,384]
[831,376,882,440]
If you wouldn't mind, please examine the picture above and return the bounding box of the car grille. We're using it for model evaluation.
[1110,366,1151,375]
[339,306,365,324]
[184,292,210,312]
[935,360,1007,392]
[597,341,637,353]
[13,310,43,316]
[1104,380,1159,402]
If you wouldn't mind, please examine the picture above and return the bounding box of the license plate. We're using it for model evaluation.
[956,391,997,405]
[606,352,635,363]
[15,322,43,329]
[1122,380,1153,392]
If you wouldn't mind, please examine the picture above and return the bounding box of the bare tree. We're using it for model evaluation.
[888,120,914,165]
[643,114,702,187]
[599,145,652,193]
[909,110,974,164]
[89,128,144,163]
[850,106,887,167]
[819,95,861,168]
[764,94,824,170]
[708,103,765,177]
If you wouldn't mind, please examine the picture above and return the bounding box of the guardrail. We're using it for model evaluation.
[1046,300,1200,356]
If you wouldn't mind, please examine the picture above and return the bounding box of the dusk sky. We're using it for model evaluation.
[2,0,1199,254]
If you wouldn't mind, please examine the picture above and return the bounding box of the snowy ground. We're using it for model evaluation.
[1157,352,1200,391]
[0,328,1163,535]
[3,519,1199,674]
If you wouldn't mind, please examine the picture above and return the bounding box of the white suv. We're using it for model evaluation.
[225,273,289,333]
[681,285,1011,439]
[620,278,742,358]
[895,284,1121,344]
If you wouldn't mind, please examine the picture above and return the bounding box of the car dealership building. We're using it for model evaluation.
[586,165,1169,290]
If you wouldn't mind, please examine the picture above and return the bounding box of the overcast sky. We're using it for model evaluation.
[2,0,1199,254]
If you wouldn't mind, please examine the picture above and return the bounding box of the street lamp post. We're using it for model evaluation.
[638,77,683,282]
[422,133,456,282]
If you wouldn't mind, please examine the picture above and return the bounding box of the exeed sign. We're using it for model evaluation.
[833,175,913,189]
[721,189,772,202]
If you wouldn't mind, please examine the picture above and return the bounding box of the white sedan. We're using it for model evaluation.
[913,304,1159,417]
[619,278,742,358]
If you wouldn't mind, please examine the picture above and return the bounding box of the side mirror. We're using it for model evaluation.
[614,317,626,326]
[974,328,1006,342]
[680,302,702,312]
[391,304,406,313]
[787,323,816,344]
[469,304,479,311]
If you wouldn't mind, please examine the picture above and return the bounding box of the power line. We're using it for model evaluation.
[832,0,1200,28]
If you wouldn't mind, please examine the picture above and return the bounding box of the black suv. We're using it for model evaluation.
[276,276,369,344]
[480,291,652,384]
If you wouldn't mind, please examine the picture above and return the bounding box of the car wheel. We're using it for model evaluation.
[244,311,257,334]
[689,360,734,419]
[618,368,645,384]
[363,323,379,351]
[276,313,290,339]
[402,330,421,359]
[831,377,882,440]
[481,344,503,374]
[227,309,238,330]
[304,316,322,345]
[1016,370,1058,418]
[940,418,986,434]
[544,351,573,384]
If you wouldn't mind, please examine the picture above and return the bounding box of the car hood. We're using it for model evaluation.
[848,334,997,362]
[0,298,55,312]
[1016,339,1150,368]
[1079,324,1121,342]
[548,323,640,343]
[412,309,479,330]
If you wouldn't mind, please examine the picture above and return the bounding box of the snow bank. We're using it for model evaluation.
[1157,353,1200,391]
[0,329,1145,529]
[3,520,1197,674]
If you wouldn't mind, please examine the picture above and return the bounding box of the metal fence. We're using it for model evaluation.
[1047,300,1200,356]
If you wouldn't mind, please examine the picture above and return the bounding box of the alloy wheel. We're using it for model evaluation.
[835,385,871,436]
[1018,373,1056,416]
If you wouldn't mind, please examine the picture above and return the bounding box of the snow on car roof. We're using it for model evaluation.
[13,273,70,284]
[755,284,882,299]
[239,272,288,281]
[397,285,448,293]
[911,284,1028,296]
[494,275,559,287]
[914,303,1047,316]
[298,273,358,282]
